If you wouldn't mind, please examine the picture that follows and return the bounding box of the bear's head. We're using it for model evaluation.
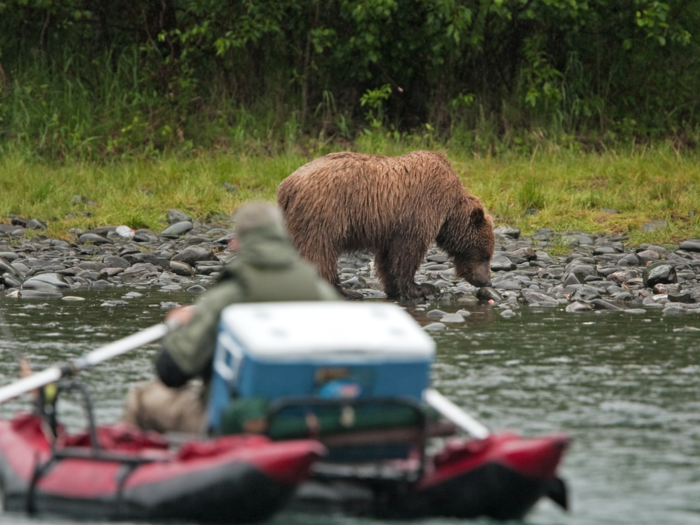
[441,199,495,288]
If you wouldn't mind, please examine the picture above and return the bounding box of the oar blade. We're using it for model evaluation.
[0,368,63,404]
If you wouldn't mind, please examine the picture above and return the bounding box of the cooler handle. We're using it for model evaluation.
[213,332,244,385]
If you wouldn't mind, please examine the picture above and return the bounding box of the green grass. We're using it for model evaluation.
[1,137,700,246]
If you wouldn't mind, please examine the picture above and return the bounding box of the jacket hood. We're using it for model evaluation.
[235,221,298,268]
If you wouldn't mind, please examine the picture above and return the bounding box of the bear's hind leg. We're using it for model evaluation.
[377,239,435,300]
[374,248,401,300]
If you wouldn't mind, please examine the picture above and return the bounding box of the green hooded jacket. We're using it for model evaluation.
[161,220,340,380]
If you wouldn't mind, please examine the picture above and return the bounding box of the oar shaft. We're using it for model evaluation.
[0,368,63,404]
[424,388,490,439]
[74,323,169,370]
[0,322,170,405]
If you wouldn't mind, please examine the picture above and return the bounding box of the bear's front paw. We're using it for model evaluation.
[407,282,439,299]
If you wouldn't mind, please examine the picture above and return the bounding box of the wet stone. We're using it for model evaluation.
[79,233,112,245]
[170,260,195,277]
[99,268,125,280]
[663,306,687,315]
[500,309,516,318]
[637,250,660,265]
[341,275,366,290]
[591,299,623,311]
[160,301,181,310]
[679,240,700,252]
[594,246,617,255]
[644,263,677,288]
[609,269,641,284]
[25,273,70,289]
[494,280,522,291]
[27,219,47,230]
[185,236,210,246]
[493,226,521,239]
[566,301,593,313]
[22,280,60,292]
[642,220,669,232]
[187,285,207,294]
[172,246,215,266]
[572,286,601,302]
[477,287,502,303]
[617,253,640,267]
[361,289,387,299]
[133,230,160,243]
[17,289,63,299]
[62,296,85,301]
[423,322,446,331]
[506,247,537,264]
[196,265,223,276]
[564,273,585,286]
[639,244,669,255]
[491,255,515,272]
[440,313,465,323]
[668,292,694,304]
[624,308,647,314]
[426,309,447,319]
[424,264,450,271]
[653,283,681,295]
[167,209,192,224]
[103,255,131,269]
[162,221,193,236]
[521,290,558,307]
[78,261,108,271]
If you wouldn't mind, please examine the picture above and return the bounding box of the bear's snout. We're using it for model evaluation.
[467,263,493,288]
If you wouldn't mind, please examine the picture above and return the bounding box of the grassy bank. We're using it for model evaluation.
[1,140,699,247]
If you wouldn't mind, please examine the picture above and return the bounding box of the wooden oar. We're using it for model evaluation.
[424,388,490,439]
[0,322,170,405]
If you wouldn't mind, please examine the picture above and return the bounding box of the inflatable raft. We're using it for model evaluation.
[210,302,570,521]
[0,412,324,522]
[294,427,569,520]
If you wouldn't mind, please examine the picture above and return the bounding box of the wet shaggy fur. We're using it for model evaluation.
[277,150,495,299]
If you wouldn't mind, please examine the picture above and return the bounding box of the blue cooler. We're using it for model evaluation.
[207,302,435,432]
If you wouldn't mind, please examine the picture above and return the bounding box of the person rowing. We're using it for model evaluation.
[122,202,340,434]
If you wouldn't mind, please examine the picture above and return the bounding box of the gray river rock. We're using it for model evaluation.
[2,215,700,321]
[161,221,193,236]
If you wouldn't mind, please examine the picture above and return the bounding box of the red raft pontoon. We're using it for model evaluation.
[270,399,570,521]
[0,412,324,523]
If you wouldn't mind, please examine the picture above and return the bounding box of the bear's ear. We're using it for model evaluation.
[470,207,485,224]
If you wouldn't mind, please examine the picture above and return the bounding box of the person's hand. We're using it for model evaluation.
[227,235,239,252]
[166,305,196,326]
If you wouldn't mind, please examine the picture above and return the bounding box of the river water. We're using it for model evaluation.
[0,289,699,525]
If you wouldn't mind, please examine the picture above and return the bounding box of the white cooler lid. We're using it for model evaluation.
[219,302,435,361]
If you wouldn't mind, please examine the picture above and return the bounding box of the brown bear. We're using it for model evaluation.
[277,150,494,299]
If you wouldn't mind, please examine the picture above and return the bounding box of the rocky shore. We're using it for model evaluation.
[2,212,700,324]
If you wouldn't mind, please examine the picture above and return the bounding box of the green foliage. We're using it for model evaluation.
[4,144,700,247]
[1,0,700,158]
[517,180,547,211]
